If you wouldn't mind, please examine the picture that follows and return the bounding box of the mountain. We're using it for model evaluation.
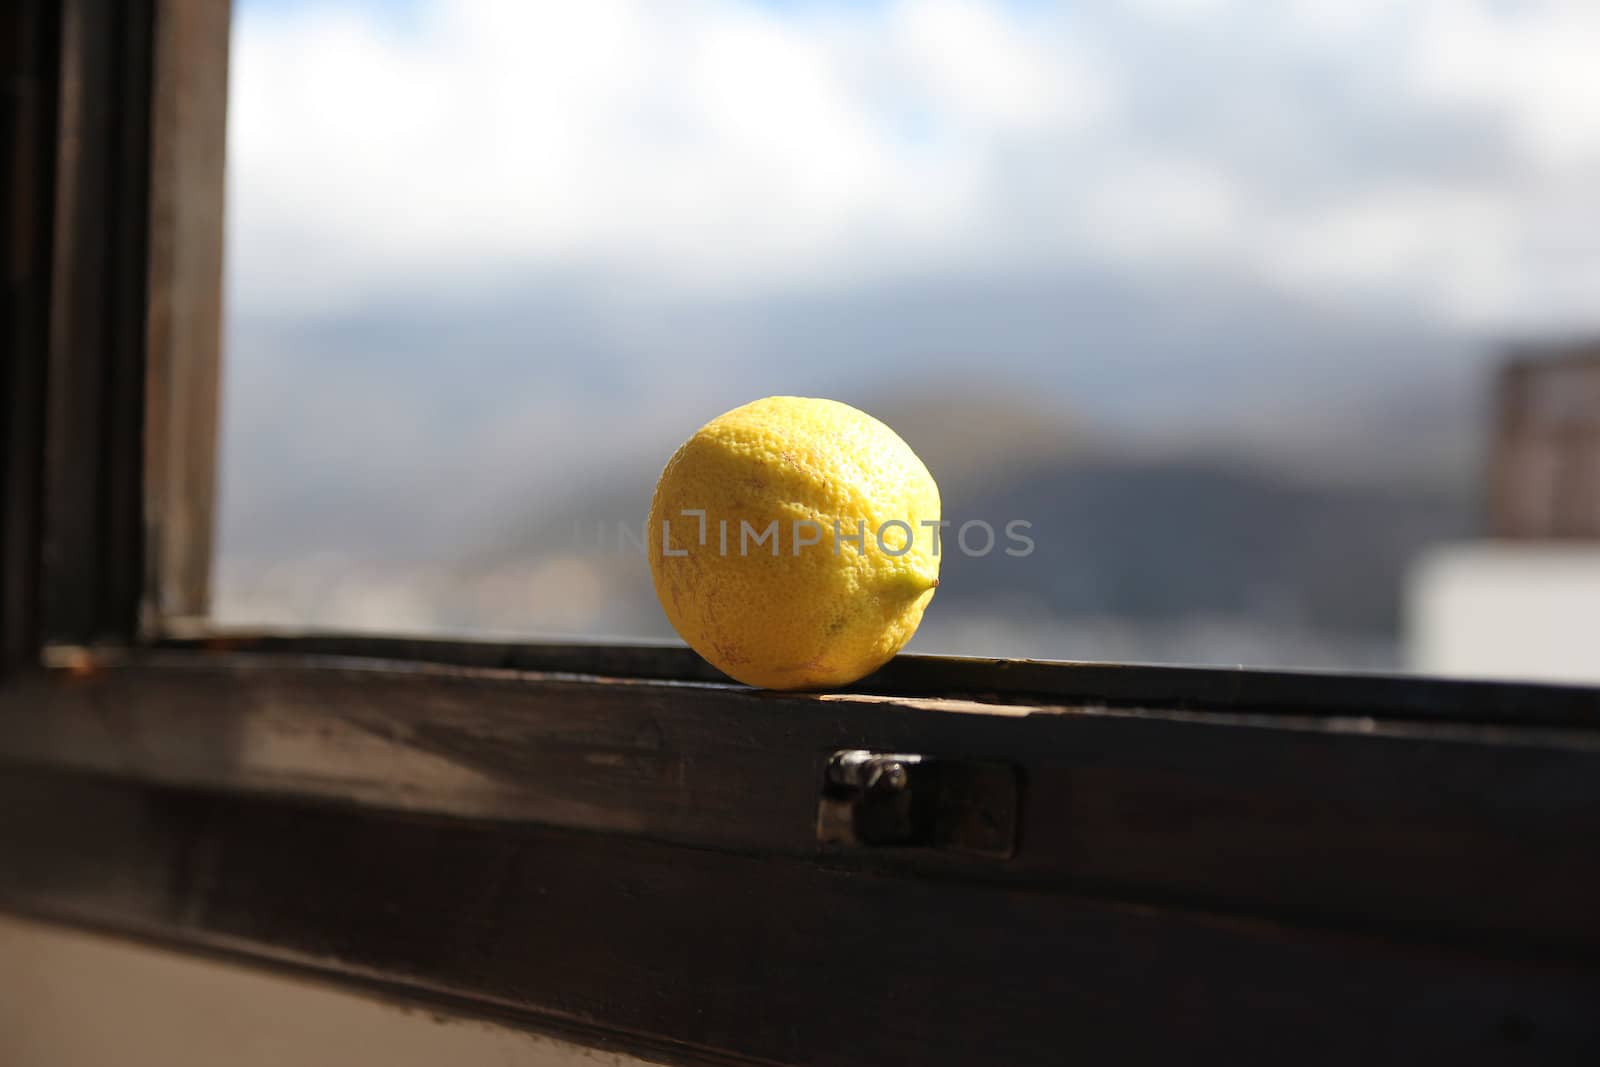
[937,452,1473,639]
[212,261,1495,667]
[216,260,1490,564]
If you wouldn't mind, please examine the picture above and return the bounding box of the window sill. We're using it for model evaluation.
[2,634,1599,1064]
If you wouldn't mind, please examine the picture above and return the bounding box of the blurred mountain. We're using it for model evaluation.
[369,380,1475,650]
[218,261,1487,565]
[214,262,1492,666]
[937,452,1472,639]
[216,390,1474,664]
[862,385,1091,496]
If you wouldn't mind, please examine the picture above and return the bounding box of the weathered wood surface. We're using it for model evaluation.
[0,770,1596,1067]
[38,0,154,646]
[5,0,229,654]
[4,647,1599,961]
[156,629,1600,727]
[142,0,229,632]
[0,0,56,671]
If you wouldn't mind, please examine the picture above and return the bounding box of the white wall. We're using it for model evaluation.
[1406,543,1600,685]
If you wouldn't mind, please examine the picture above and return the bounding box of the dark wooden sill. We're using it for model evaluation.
[151,628,1600,726]
[2,637,1600,1064]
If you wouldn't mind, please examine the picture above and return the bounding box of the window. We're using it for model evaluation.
[214,1,1600,682]
[3,4,1600,1065]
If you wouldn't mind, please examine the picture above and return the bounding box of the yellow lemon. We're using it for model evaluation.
[648,396,941,689]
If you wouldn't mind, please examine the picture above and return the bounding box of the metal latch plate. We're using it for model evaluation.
[817,749,1019,859]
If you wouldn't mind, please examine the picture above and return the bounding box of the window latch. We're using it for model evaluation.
[817,749,1018,859]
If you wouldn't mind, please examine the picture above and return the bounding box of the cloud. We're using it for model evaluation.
[227,0,1600,333]
[228,0,1082,311]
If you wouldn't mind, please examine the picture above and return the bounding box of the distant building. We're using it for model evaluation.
[1488,345,1600,539]
[1407,342,1600,684]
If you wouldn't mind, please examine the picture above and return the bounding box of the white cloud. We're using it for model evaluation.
[1408,0,1600,171]
[227,0,1065,310]
[888,0,1111,134]
[1262,184,1517,316]
[227,0,1600,332]
[1071,153,1242,265]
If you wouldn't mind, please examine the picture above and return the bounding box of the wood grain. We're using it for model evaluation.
[155,628,1600,727]
[141,0,229,632]
[0,771,1596,1066]
[5,0,228,653]
[4,648,1599,960]
[39,0,153,645]
[0,0,56,671]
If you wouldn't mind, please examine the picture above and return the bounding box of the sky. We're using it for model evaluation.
[228,0,1600,330]
[217,0,1600,574]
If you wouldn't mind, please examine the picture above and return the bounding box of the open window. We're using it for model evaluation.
[3,3,1600,1064]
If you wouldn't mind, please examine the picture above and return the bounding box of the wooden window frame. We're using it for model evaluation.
[4,4,1600,1064]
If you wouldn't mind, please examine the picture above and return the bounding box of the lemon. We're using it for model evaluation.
[648,396,941,690]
